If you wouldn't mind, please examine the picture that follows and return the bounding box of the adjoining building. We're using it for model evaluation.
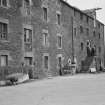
[0,0,104,79]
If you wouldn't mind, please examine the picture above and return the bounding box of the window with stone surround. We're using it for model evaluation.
[0,0,9,7]
[24,57,33,66]
[86,16,89,24]
[80,13,83,20]
[0,22,8,40]
[86,28,89,36]
[43,7,47,22]
[57,13,61,25]
[99,46,101,54]
[57,34,62,49]
[74,28,76,36]
[43,55,49,70]
[43,32,49,47]
[24,0,31,15]
[99,33,100,39]
[57,54,63,69]
[93,30,95,37]
[24,28,32,43]
[80,25,83,33]
[0,55,8,66]
[81,42,84,50]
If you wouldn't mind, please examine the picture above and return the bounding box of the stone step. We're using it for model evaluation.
[47,72,53,79]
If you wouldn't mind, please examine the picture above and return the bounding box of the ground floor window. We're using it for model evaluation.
[24,57,33,66]
[0,55,8,66]
[57,54,63,68]
[43,55,49,69]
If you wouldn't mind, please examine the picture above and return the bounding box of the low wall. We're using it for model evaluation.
[0,66,34,80]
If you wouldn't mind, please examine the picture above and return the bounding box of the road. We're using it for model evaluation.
[0,73,105,105]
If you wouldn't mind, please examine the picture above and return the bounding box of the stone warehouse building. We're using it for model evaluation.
[0,0,104,79]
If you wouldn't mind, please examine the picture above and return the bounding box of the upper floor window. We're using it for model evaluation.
[0,22,8,40]
[74,9,76,16]
[56,0,61,6]
[57,34,62,49]
[99,33,100,39]
[99,47,101,53]
[24,0,31,15]
[86,16,89,24]
[57,13,61,25]
[0,0,9,7]
[98,23,100,29]
[43,7,47,22]
[24,28,32,43]
[93,30,95,37]
[80,25,83,33]
[80,13,83,20]
[74,28,76,36]
[81,42,84,50]
[43,32,49,47]
[86,28,89,36]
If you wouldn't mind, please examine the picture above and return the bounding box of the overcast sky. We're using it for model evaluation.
[67,0,105,25]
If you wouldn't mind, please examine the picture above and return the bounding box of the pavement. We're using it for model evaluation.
[0,73,105,105]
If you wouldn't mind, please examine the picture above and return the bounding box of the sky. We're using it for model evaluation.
[67,0,105,25]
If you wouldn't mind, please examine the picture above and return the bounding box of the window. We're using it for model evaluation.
[86,16,89,24]
[86,28,89,36]
[0,55,8,66]
[43,7,47,21]
[0,22,8,40]
[44,55,49,69]
[80,25,83,33]
[74,28,76,36]
[56,0,61,6]
[24,0,31,15]
[74,9,76,16]
[57,35,62,49]
[81,42,83,50]
[99,47,101,53]
[0,0,8,7]
[93,31,95,37]
[57,56,62,67]
[24,28,32,43]
[80,13,83,20]
[24,57,33,66]
[57,14,61,25]
[98,23,100,29]
[99,33,100,39]
[43,32,49,47]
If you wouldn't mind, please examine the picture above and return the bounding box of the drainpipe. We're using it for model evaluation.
[71,17,74,63]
